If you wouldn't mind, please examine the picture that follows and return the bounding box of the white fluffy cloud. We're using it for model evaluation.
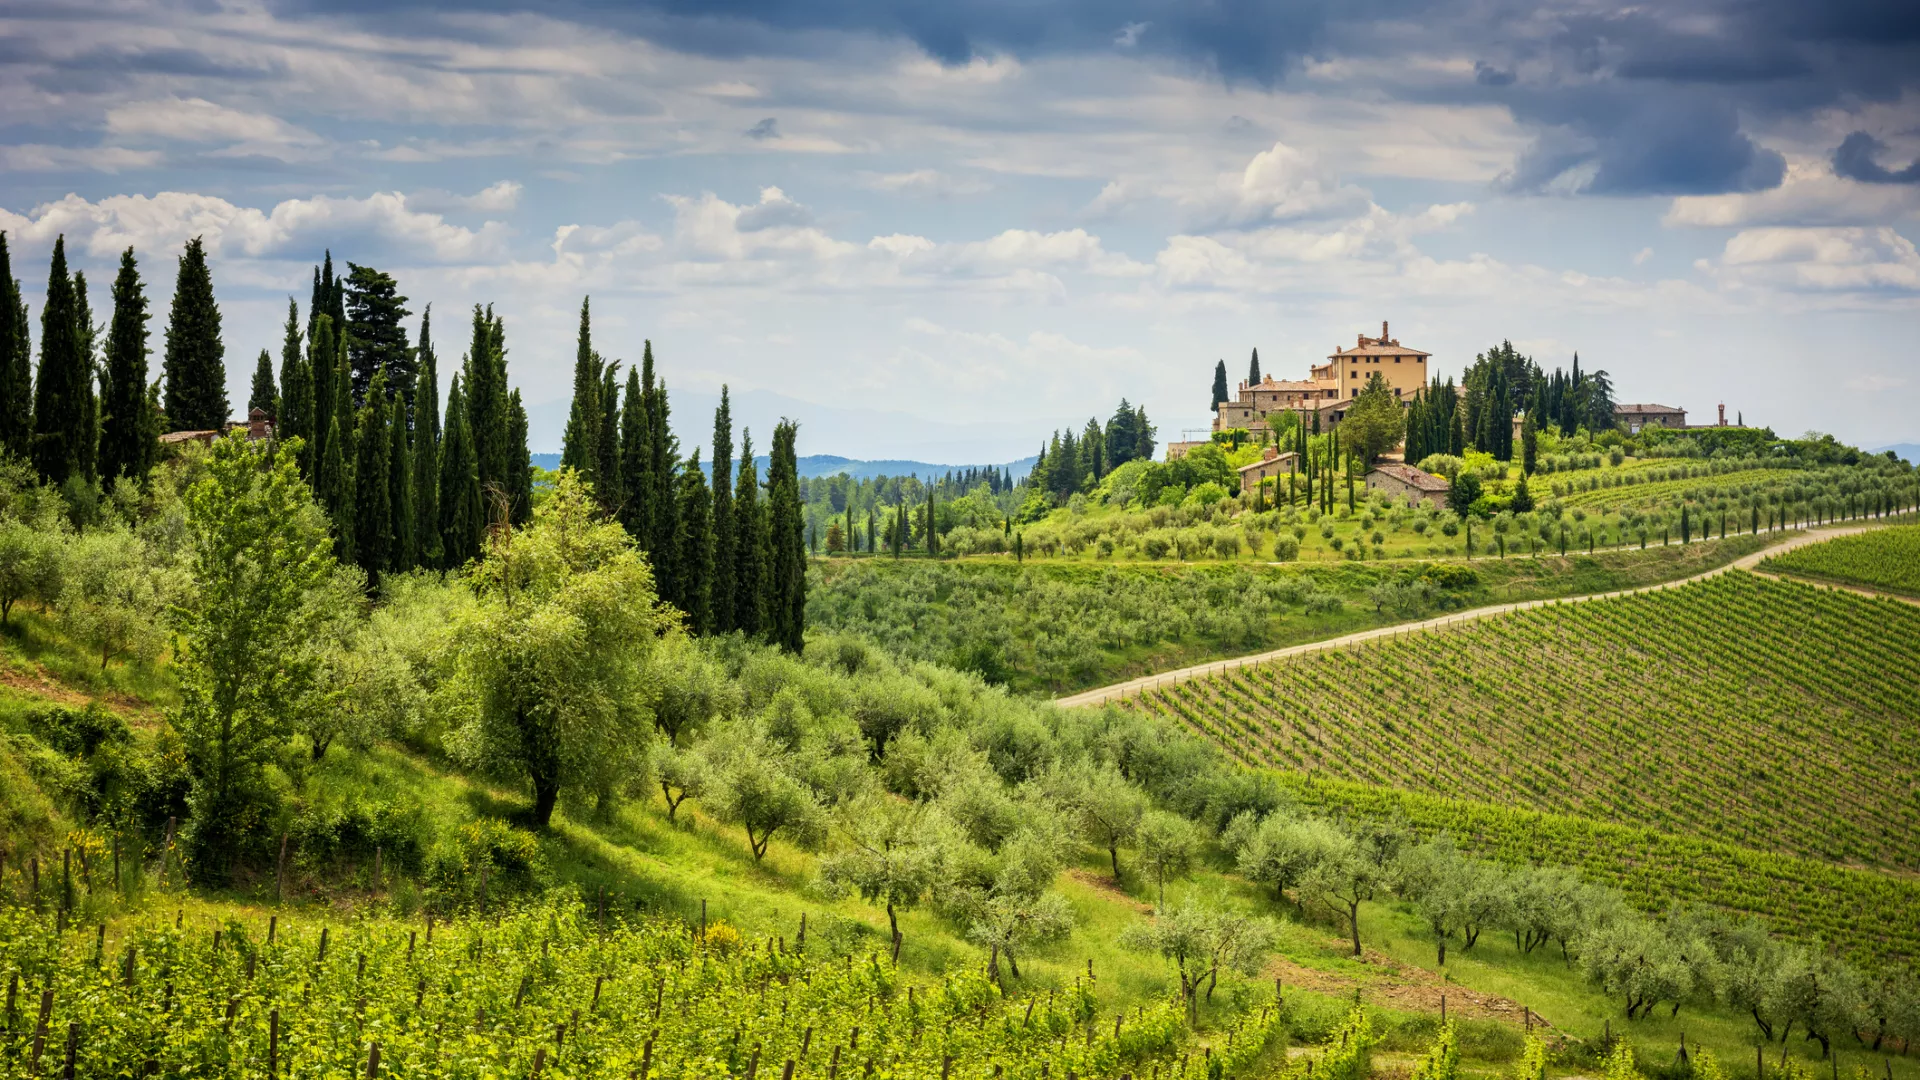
[1705,227,1920,293]
[1665,158,1920,229]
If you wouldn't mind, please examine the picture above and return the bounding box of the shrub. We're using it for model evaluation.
[1273,535,1299,561]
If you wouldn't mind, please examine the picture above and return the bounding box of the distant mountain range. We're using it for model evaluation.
[1874,443,1918,463]
[529,452,1036,483]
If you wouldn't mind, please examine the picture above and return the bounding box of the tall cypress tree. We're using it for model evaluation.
[276,299,313,476]
[709,387,736,633]
[560,297,599,486]
[507,389,532,527]
[1210,360,1229,413]
[353,378,392,578]
[410,305,441,570]
[619,364,650,541]
[676,449,713,633]
[30,236,88,483]
[321,406,354,565]
[1248,348,1261,386]
[645,348,679,566]
[464,306,510,503]
[72,270,99,482]
[309,314,338,499]
[328,333,357,559]
[767,419,805,653]
[596,360,621,514]
[0,233,28,459]
[343,263,412,408]
[438,375,483,568]
[732,429,766,638]
[389,392,414,572]
[248,349,277,418]
[162,236,227,432]
[308,251,344,342]
[100,247,154,490]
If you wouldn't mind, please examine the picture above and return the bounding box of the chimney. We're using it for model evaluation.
[1263,445,1278,461]
[1718,403,1726,427]
[1382,320,1389,342]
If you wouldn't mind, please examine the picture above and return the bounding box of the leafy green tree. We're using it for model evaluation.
[1446,471,1482,517]
[1580,918,1696,1019]
[162,237,227,432]
[276,300,313,476]
[966,888,1074,984]
[818,793,944,958]
[767,419,806,652]
[1766,945,1868,1058]
[699,717,829,860]
[173,433,335,878]
[99,247,155,490]
[1136,809,1202,908]
[1235,813,1338,908]
[1302,827,1379,956]
[1510,474,1534,513]
[1120,898,1274,1024]
[31,236,90,483]
[248,349,277,418]
[0,233,28,459]
[1341,372,1406,464]
[1248,348,1260,386]
[437,375,483,568]
[446,470,672,827]
[709,387,736,633]
[733,429,767,637]
[0,508,66,626]
[61,526,176,669]
[1055,763,1146,879]
[342,263,412,406]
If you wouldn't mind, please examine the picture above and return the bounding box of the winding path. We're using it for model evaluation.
[1052,520,1895,709]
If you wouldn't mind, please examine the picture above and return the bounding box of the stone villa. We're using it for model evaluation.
[1214,321,1430,438]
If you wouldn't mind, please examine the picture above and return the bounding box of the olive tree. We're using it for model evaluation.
[1302,828,1380,956]
[817,792,944,957]
[60,526,177,669]
[447,469,674,828]
[698,718,830,861]
[1121,898,1275,1024]
[1135,808,1202,909]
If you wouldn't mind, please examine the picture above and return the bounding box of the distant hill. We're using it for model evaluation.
[1875,443,1919,463]
[529,452,1035,483]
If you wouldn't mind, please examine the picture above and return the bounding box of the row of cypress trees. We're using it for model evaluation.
[559,299,806,650]
[0,232,228,491]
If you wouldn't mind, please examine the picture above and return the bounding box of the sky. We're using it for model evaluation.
[1,0,1917,462]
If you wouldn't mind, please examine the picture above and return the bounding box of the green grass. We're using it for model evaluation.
[1762,525,1920,598]
[0,607,178,714]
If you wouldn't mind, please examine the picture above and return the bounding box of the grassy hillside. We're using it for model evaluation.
[1761,525,1920,598]
[807,536,1773,694]
[1118,571,1920,873]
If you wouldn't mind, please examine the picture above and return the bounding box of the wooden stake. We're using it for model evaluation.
[270,1009,280,1079]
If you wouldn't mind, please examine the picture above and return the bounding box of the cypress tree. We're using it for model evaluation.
[1448,405,1466,457]
[354,377,393,578]
[411,305,441,570]
[596,360,621,513]
[343,263,412,408]
[0,233,28,459]
[248,349,277,418]
[321,405,354,565]
[31,236,88,483]
[645,353,679,568]
[465,306,510,502]
[1521,408,1539,475]
[1210,359,1228,413]
[767,419,805,653]
[1249,348,1261,386]
[619,364,650,540]
[329,332,357,557]
[276,300,313,476]
[310,315,338,500]
[560,297,599,486]
[73,270,99,482]
[308,252,344,342]
[438,375,483,568]
[99,247,153,490]
[507,389,532,526]
[162,236,227,432]
[389,392,414,572]
[709,387,736,633]
[732,429,766,637]
[676,449,713,633]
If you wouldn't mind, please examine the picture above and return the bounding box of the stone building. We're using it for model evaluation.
[1236,446,1300,496]
[1613,403,1687,434]
[1213,321,1429,438]
[1364,462,1451,508]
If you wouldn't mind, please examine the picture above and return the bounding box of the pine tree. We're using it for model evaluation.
[343,263,413,408]
[596,360,621,514]
[733,429,766,637]
[1249,348,1261,386]
[676,449,713,633]
[1211,360,1229,413]
[30,236,88,483]
[560,297,600,487]
[162,236,227,432]
[0,233,28,459]
[248,349,277,418]
[767,419,805,653]
[620,365,650,541]
[276,300,313,476]
[411,305,441,570]
[709,387,736,633]
[507,390,532,526]
[438,375,482,568]
[389,392,414,572]
[354,377,393,578]
[99,247,153,489]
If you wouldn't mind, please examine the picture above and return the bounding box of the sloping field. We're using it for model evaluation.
[1120,572,1920,872]
[1762,523,1920,597]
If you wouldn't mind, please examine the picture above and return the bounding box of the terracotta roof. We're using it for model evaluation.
[158,429,219,444]
[1614,403,1685,415]
[1238,451,1299,472]
[1330,342,1431,358]
[1366,463,1450,492]
[1249,379,1323,392]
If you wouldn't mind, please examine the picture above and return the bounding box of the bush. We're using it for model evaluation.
[1272,535,1299,561]
[428,818,551,910]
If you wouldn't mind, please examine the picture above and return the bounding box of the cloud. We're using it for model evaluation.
[1831,132,1920,185]
[1633,247,1653,265]
[857,169,991,197]
[1705,226,1920,294]
[745,117,780,140]
[1664,157,1920,228]
[1191,140,1369,228]
[106,98,317,146]
[1114,22,1149,48]
[406,181,525,214]
[0,144,163,172]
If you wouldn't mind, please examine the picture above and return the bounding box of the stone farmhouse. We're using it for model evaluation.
[1365,462,1451,508]
[1236,446,1300,496]
[158,407,276,448]
[1613,402,1686,434]
[1214,321,1430,438]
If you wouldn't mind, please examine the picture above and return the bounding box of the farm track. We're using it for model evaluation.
[1053,520,1893,709]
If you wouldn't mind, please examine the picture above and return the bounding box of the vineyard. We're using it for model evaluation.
[1116,572,1920,952]
[0,900,1283,1079]
[1761,525,1920,598]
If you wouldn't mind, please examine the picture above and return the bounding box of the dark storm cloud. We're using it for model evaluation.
[1832,132,1920,184]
